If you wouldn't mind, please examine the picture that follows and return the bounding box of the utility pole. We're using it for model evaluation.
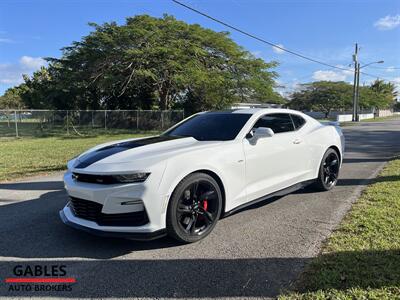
[352,43,359,122]
[356,62,361,121]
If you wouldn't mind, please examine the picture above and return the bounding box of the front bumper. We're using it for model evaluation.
[60,208,166,240]
[61,170,169,238]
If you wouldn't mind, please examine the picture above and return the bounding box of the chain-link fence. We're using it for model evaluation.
[0,110,185,138]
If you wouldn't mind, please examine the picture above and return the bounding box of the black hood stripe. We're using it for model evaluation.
[74,135,184,169]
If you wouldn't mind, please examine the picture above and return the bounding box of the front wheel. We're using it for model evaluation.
[166,173,222,243]
[313,148,340,191]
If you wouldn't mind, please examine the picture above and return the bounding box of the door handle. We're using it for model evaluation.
[293,138,302,144]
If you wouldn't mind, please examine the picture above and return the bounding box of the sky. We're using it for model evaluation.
[0,0,399,96]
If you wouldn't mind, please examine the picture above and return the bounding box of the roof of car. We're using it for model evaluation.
[212,108,304,115]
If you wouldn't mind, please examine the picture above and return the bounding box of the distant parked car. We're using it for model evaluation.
[60,108,344,243]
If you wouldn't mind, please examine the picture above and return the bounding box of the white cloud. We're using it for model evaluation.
[391,77,400,95]
[0,56,47,87]
[0,63,24,85]
[374,14,400,30]
[289,81,302,92]
[312,70,347,81]
[0,31,14,43]
[386,66,396,73]
[275,79,302,97]
[251,50,263,58]
[272,44,285,54]
[19,56,46,69]
[392,77,400,87]
[337,65,353,76]
[0,38,13,43]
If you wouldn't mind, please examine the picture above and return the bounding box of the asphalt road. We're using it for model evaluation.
[0,119,399,299]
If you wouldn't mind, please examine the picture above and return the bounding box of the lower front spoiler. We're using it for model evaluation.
[59,210,166,241]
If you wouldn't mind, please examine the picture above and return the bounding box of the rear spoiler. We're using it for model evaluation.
[320,120,340,127]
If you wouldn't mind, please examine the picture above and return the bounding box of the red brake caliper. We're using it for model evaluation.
[203,199,208,211]
[198,199,208,221]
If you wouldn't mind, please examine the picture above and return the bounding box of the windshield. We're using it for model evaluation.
[163,112,252,141]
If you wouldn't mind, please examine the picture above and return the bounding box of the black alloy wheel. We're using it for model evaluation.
[166,173,222,243]
[314,148,340,191]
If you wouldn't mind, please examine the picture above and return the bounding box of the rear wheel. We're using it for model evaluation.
[166,173,222,243]
[313,148,340,191]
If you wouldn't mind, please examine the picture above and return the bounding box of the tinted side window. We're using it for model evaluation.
[253,113,295,133]
[291,114,306,130]
[164,113,252,141]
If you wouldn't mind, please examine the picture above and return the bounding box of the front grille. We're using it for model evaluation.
[69,197,149,226]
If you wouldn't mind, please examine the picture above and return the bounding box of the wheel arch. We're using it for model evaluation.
[328,145,342,165]
[167,168,227,215]
[195,169,226,214]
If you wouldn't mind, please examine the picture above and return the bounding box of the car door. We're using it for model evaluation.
[289,113,314,179]
[242,113,308,203]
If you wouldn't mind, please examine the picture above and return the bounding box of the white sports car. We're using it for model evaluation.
[60,108,344,243]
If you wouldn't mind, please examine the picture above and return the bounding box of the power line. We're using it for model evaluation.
[172,0,352,72]
[356,63,399,83]
[359,71,399,84]
[278,73,316,87]
[172,0,400,86]
[366,66,400,70]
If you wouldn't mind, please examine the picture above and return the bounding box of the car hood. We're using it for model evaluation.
[70,135,221,172]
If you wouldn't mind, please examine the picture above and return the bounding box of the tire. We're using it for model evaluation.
[166,172,222,243]
[313,148,340,191]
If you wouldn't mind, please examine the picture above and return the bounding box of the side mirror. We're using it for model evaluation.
[253,127,274,139]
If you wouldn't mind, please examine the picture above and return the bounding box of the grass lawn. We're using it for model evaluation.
[0,121,150,138]
[359,115,400,122]
[0,132,156,182]
[280,158,400,300]
[341,114,400,126]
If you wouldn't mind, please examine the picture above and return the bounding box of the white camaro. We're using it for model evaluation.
[60,108,344,243]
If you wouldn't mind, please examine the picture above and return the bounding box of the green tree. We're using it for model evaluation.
[360,79,397,109]
[369,79,398,101]
[0,87,25,109]
[0,86,26,127]
[289,81,352,118]
[289,80,396,116]
[44,14,281,111]
[19,67,53,109]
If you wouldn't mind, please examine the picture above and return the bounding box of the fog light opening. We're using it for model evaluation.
[121,199,143,206]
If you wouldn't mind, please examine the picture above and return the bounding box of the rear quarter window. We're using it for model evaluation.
[290,114,306,130]
[253,113,295,134]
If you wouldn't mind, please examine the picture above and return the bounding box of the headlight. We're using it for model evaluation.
[72,172,150,184]
[112,172,151,183]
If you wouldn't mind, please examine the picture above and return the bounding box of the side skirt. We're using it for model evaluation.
[223,179,316,217]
